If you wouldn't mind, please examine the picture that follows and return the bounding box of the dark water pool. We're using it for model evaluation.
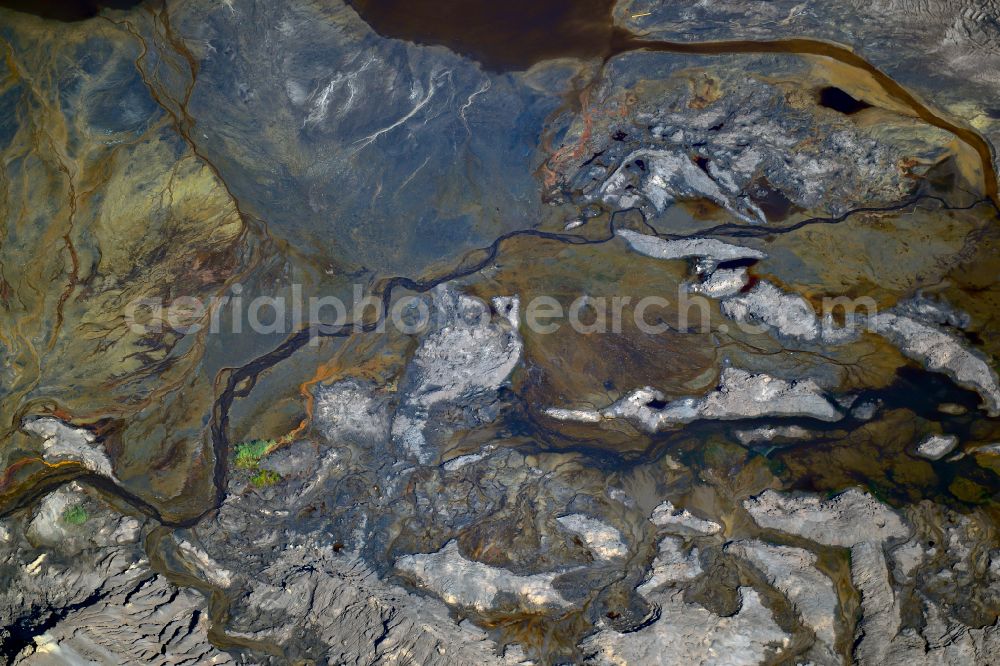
[0,0,144,21]
[347,0,620,71]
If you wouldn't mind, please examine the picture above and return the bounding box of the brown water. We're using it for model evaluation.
[348,0,998,204]
[0,0,144,21]
[348,0,619,71]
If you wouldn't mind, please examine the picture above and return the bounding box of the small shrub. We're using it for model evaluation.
[62,505,88,526]
[250,469,281,488]
[234,439,276,469]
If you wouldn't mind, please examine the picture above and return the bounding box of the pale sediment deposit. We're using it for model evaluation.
[546,367,842,432]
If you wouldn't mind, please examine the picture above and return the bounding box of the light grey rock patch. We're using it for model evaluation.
[846,503,1000,666]
[617,228,766,263]
[546,368,842,432]
[390,412,431,462]
[643,367,842,424]
[895,294,972,330]
[176,539,234,588]
[914,434,959,461]
[551,59,923,224]
[735,425,812,445]
[407,286,523,408]
[650,500,722,536]
[637,536,703,597]
[905,599,1000,666]
[848,541,1000,665]
[22,418,116,481]
[391,284,523,462]
[838,394,860,410]
[259,438,320,478]
[582,586,791,665]
[721,281,857,343]
[869,312,1000,416]
[25,485,141,553]
[602,149,755,220]
[608,487,637,508]
[743,488,909,547]
[891,541,925,579]
[727,540,839,662]
[585,386,676,431]
[970,442,1000,455]
[739,490,1000,663]
[25,487,80,548]
[600,148,776,224]
[543,407,603,423]
[442,446,494,472]
[395,540,570,612]
[314,379,392,443]
[232,541,519,665]
[722,281,822,341]
[689,267,749,298]
[2,494,225,665]
[108,519,141,546]
[13,577,234,666]
[492,295,520,328]
[851,539,903,664]
[556,514,628,561]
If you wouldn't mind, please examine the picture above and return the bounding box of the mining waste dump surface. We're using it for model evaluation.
[1,0,999,664]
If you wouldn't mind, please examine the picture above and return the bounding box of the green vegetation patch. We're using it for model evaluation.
[62,504,88,526]
[234,439,277,469]
[250,469,282,488]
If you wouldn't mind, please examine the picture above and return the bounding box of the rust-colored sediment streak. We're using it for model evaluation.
[0,458,87,515]
[286,336,368,441]
[543,83,635,189]
[287,358,340,440]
